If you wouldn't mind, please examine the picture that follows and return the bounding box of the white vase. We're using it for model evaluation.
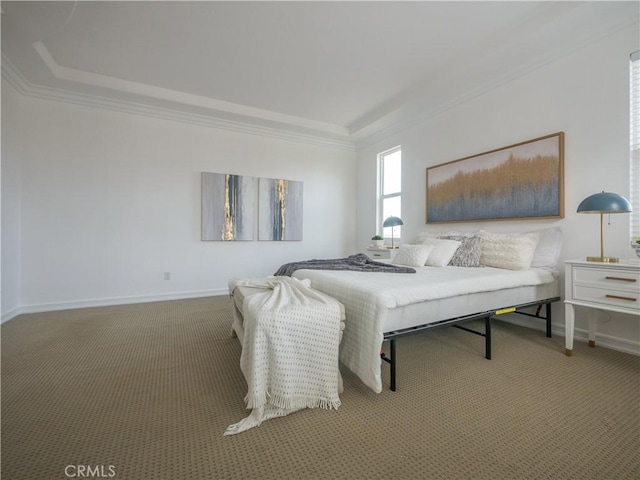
[373,240,384,248]
[633,244,640,258]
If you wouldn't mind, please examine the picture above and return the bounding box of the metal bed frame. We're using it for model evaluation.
[379,296,561,391]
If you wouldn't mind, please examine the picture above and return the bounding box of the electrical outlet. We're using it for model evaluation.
[164,272,171,280]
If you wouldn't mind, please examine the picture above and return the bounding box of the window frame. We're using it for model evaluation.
[377,145,402,238]
[631,50,639,242]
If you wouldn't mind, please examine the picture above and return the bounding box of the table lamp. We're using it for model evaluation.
[577,191,632,262]
[383,216,403,249]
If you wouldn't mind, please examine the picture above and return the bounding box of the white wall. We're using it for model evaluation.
[3,20,637,353]
[1,79,23,321]
[2,91,356,317]
[356,24,639,352]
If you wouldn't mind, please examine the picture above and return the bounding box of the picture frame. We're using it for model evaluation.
[426,132,564,223]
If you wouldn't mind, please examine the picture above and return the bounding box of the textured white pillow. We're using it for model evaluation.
[439,235,482,267]
[478,231,541,270]
[529,227,563,272]
[415,238,461,267]
[392,244,434,268]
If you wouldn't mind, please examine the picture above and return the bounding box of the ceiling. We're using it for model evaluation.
[2,1,638,148]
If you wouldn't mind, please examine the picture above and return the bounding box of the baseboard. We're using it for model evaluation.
[1,306,22,324]
[5,295,639,357]
[1,288,229,323]
[499,315,640,356]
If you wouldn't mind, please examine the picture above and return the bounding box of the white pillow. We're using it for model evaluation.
[415,238,461,267]
[392,244,434,268]
[529,227,563,272]
[478,231,540,270]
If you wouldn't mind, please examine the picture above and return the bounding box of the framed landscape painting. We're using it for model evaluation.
[426,132,564,223]
[258,177,303,241]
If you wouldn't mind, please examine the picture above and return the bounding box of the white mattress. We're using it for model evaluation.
[292,266,558,393]
[384,280,558,333]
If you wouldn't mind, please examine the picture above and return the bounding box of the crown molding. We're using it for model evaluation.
[1,53,30,96]
[1,53,355,151]
[353,18,640,150]
[5,9,636,154]
[32,42,350,139]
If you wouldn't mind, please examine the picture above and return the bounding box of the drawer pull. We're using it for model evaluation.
[605,294,637,302]
[605,276,637,283]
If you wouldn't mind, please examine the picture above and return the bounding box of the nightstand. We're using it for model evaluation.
[564,260,639,356]
[365,247,397,263]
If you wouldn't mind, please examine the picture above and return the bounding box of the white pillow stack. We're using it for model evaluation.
[414,237,461,267]
[392,244,434,267]
[411,227,562,271]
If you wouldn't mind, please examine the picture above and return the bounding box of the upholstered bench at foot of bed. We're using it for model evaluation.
[230,283,345,393]
[230,285,267,343]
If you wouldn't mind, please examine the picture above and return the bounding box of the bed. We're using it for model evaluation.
[289,228,563,393]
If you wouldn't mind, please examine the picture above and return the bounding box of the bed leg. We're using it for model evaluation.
[485,316,492,360]
[390,339,397,392]
[546,302,552,338]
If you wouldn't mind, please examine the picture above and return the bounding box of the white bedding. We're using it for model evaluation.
[292,266,556,393]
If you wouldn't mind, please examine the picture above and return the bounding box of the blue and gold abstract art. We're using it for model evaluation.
[258,177,303,241]
[201,172,256,241]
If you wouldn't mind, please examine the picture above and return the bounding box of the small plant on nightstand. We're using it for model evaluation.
[371,235,384,248]
[632,237,640,258]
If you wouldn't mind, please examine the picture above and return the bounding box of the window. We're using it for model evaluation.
[631,51,640,241]
[378,146,401,238]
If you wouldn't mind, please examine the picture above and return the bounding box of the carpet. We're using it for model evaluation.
[2,296,638,479]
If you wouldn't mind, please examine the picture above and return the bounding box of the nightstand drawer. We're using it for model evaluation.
[366,248,391,260]
[573,266,639,291]
[573,285,640,311]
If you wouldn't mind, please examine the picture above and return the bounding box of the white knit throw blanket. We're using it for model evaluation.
[225,276,343,435]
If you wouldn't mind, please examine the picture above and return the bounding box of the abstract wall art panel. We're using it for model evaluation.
[258,177,303,241]
[201,172,256,241]
[426,132,564,223]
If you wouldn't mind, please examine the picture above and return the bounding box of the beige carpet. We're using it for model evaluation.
[2,296,639,480]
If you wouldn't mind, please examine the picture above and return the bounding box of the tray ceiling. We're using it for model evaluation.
[2,1,638,148]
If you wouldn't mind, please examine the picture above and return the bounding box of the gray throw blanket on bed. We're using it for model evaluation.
[274,253,416,277]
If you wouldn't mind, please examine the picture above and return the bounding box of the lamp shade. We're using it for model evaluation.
[383,216,404,227]
[577,192,632,214]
